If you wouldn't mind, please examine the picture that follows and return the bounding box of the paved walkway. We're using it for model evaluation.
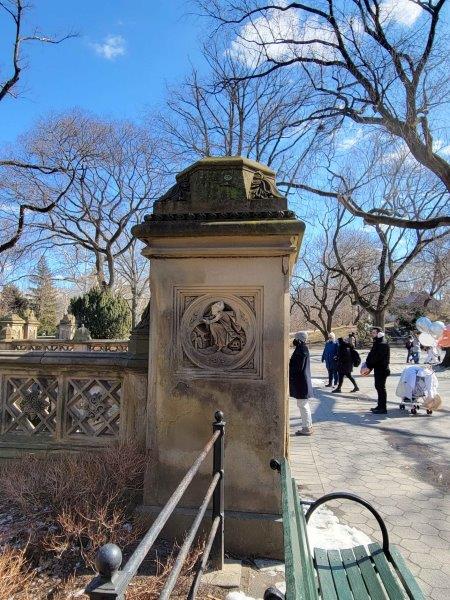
[290,347,450,600]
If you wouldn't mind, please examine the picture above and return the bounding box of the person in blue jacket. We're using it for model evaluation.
[322,332,338,387]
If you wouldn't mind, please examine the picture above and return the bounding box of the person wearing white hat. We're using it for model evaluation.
[289,331,314,436]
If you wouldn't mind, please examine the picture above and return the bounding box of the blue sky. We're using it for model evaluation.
[0,1,206,144]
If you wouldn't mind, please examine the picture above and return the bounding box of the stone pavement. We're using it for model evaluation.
[290,347,450,600]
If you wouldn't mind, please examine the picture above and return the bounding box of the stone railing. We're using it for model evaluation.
[0,351,146,456]
[0,339,129,352]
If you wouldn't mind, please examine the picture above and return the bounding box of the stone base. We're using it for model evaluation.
[202,559,242,588]
[136,504,283,559]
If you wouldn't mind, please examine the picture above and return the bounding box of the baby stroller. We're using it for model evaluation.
[396,365,439,415]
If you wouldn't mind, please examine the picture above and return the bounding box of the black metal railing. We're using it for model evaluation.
[85,411,225,599]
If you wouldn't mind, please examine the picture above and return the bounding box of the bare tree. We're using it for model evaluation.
[291,209,353,338]
[159,41,327,181]
[24,112,163,289]
[201,0,450,229]
[331,158,449,328]
[115,235,150,328]
[0,1,76,253]
[398,236,450,307]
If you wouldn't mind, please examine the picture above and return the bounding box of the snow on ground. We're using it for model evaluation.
[226,593,259,600]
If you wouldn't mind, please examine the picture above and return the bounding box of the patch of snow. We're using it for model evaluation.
[254,558,285,576]
[226,593,260,600]
[307,504,372,549]
[275,581,286,594]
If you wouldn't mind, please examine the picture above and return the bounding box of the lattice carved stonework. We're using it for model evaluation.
[65,378,121,439]
[174,287,263,379]
[1,377,58,436]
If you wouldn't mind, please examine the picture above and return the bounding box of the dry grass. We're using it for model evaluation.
[0,546,34,599]
[126,540,224,600]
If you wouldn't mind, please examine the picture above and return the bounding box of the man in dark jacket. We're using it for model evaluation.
[289,331,313,436]
[366,327,390,414]
[332,337,359,393]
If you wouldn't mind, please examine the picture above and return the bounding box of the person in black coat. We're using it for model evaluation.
[366,327,390,414]
[332,337,359,393]
[289,331,313,436]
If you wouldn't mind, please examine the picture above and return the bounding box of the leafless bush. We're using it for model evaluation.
[0,444,146,568]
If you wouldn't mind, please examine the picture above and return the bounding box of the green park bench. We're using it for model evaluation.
[266,459,425,600]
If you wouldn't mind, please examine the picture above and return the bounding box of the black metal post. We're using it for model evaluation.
[85,543,124,599]
[211,410,225,570]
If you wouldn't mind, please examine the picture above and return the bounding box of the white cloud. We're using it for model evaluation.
[338,128,364,150]
[229,7,337,68]
[92,35,126,60]
[434,139,450,157]
[379,0,423,27]
[230,1,422,68]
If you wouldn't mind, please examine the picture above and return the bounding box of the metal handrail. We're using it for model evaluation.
[85,410,225,599]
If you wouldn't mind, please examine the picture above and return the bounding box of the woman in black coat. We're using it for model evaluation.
[289,331,313,435]
[332,337,359,393]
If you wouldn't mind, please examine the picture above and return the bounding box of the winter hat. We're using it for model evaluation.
[294,331,308,343]
[328,332,336,340]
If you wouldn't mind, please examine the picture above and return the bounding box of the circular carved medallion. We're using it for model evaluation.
[180,295,256,371]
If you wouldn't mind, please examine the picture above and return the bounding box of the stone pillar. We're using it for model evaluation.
[132,157,304,558]
[57,313,75,340]
[0,313,25,340]
[23,311,39,340]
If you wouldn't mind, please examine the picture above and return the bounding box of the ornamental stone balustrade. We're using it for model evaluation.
[0,350,146,457]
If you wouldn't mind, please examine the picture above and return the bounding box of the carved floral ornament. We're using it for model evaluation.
[179,293,259,373]
[249,170,283,200]
[20,383,49,418]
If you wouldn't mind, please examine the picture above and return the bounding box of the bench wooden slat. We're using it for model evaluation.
[389,546,425,600]
[353,545,388,600]
[368,543,406,599]
[281,459,319,599]
[314,548,338,600]
[341,548,370,600]
[326,549,354,600]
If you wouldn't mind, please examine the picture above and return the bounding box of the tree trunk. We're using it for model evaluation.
[95,253,106,288]
[326,312,333,337]
[131,287,137,330]
[373,310,386,330]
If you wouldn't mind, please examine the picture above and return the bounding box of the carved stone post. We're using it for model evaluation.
[132,157,304,558]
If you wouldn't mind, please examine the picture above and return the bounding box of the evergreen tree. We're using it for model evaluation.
[0,284,30,318]
[30,257,57,335]
[69,287,131,339]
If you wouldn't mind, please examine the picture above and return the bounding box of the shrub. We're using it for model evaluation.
[0,444,146,569]
[69,287,131,339]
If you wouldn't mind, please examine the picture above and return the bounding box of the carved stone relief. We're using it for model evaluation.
[249,171,283,199]
[175,288,263,379]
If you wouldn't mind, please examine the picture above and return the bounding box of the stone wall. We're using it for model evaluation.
[0,351,146,456]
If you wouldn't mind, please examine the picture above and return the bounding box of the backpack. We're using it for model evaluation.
[351,348,361,368]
